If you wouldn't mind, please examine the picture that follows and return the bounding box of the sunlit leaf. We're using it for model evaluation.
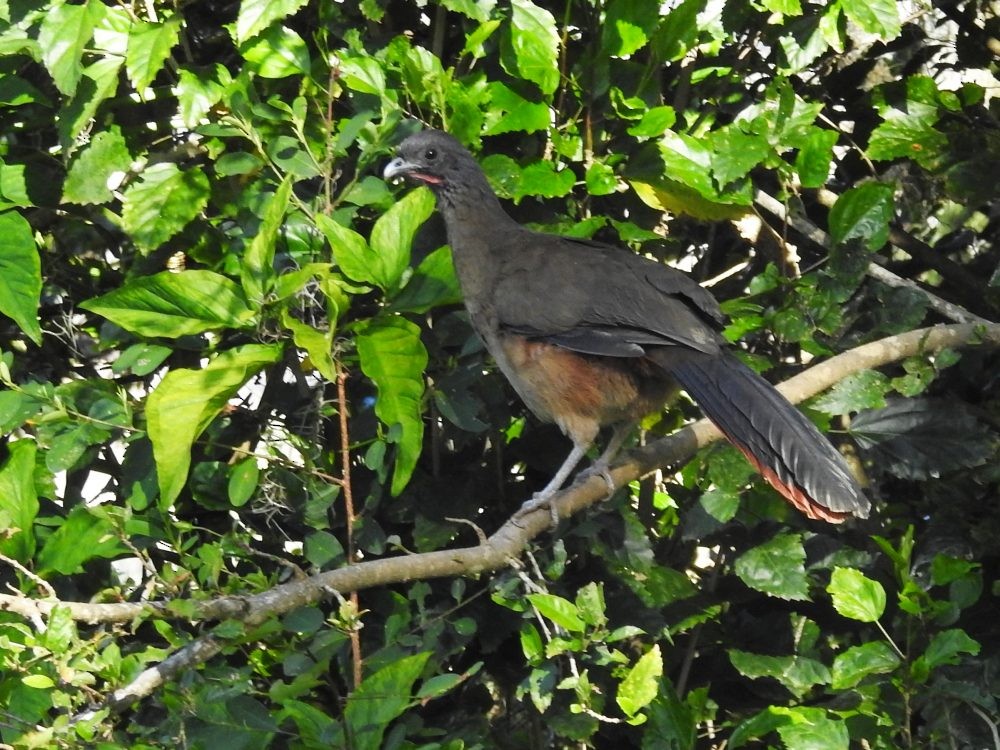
[121,162,211,251]
[734,532,810,601]
[0,211,41,344]
[827,567,886,622]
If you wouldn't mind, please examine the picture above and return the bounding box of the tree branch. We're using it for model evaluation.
[8,322,997,724]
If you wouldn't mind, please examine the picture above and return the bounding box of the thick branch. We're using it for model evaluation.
[11,322,998,722]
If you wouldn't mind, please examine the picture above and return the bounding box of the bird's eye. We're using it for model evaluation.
[424,148,437,160]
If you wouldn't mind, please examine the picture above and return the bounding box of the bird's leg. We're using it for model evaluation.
[516,441,590,525]
[576,423,633,495]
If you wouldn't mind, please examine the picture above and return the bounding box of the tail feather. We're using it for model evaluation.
[657,349,869,522]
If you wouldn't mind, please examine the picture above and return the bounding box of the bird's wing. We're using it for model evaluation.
[493,233,724,356]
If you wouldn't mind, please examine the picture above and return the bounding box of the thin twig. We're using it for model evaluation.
[337,364,363,690]
[0,552,55,599]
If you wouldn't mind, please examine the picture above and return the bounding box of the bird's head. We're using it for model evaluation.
[383,129,482,192]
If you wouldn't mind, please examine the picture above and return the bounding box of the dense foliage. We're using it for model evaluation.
[0,0,999,746]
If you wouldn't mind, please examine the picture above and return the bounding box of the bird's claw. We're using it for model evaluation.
[515,491,561,528]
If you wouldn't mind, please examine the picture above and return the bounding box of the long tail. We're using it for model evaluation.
[656,349,869,522]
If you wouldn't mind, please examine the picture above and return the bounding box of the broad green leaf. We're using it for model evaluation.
[483,81,549,135]
[841,0,900,40]
[356,317,427,495]
[0,390,44,433]
[516,161,575,199]
[317,213,378,286]
[121,162,211,251]
[242,175,293,304]
[0,162,29,206]
[241,25,310,78]
[235,0,310,45]
[63,128,132,205]
[574,583,607,628]
[304,530,343,568]
[0,211,41,344]
[281,308,335,382]
[919,628,980,670]
[827,567,886,622]
[38,0,103,96]
[828,182,895,251]
[126,18,181,91]
[602,0,659,57]
[37,506,127,575]
[442,0,496,22]
[617,644,663,717]
[812,369,889,414]
[734,532,810,601]
[81,270,256,337]
[710,126,771,187]
[342,652,430,750]
[389,245,462,314]
[795,127,838,188]
[146,343,283,507]
[526,593,584,632]
[227,457,259,507]
[867,101,946,168]
[369,186,435,292]
[660,131,715,198]
[504,0,560,95]
[21,675,54,690]
[0,440,38,561]
[112,343,177,374]
[58,57,123,149]
[585,161,618,196]
[652,0,704,61]
[728,650,831,699]
[775,707,849,750]
[627,106,676,138]
[830,641,900,689]
[177,65,228,127]
[762,0,801,14]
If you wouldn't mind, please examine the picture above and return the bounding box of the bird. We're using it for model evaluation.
[383,129,869,523]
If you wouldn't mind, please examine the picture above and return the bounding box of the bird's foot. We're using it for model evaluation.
[515,491,561,528]
[576,460,616,497]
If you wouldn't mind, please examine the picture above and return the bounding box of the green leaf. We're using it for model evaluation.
[62,129,132,205]
[728,650,831,699]
[919,628,980,670]
[841,0,900,40]
[317,214,375,286]
[37,506,127,575]
[710,126,771,187]
[827,567,886,622]
[356,317,428,495]
[795,128,838,188]
[0,440,38,561]
[282,308,336,382]
[241,25,310,78]
[526,593,584,632]
[343,652,430,750]
[0,162,30,206]
[121,162,211,251]
[227,457,259,507]
[812,369,889,414]
[830,641,900,689]
[602,0,659,57]
[304,530,343,568]
[516,161,575,199]
[504,0,560,95]
[762,0,801,14]
[177,65,229,128]
[58,57,124,148]
[775,707,849,750]
[627,106,676,138]
[146,343,283,507]
[483,81,549,135]
[617,645,663,717]
[442,0,496,21]
[242,175,293,305]
[0,211,42,344]
[369,186,436,293]
[585,161,618,196]
[21,675,55,690]
[734,532,810,601]
[126,18,181,91]
[867,101,946,167]
[81,270,256,338]
[390,245,462,314]
[235,0,310,44]
[38,0,102,96]
[828,182,894,251]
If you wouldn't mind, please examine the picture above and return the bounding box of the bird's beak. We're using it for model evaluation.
[383,157,415,181]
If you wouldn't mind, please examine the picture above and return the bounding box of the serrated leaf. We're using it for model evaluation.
[0,440,38,561]
[241,25,310,78]
[343,652,430,750]
[841,0,900,40]
[850,398,994,480]
[38,0,102,96]
[828,182,894,251]
[126,18,181,91]
[483,81,549,135]
[516,160,575,199]
[710,126,771,187]
[504,0,560,95]
[235,0,310,45]
[242,176,293,305]
[81,270,256,337]
[920,628,980,670]
[146,344,282,507]
[37,506,127,575]
[58,57,123,148]
[775,707,849,750]
[63,129,132,205]
[734,532,810,601]
[617,644,662,717]
[830,641,900,689]
[812,369,889,414]
[0,211,41,344]
[602,0,659,57]
[121,162,210,251]
[867,101,946,168]
[526,593,584,632]
[728,650,831,699]
[441,0,495,21]
[177,65,228,128]
[356,318,427,495]
[827,567,886,622]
